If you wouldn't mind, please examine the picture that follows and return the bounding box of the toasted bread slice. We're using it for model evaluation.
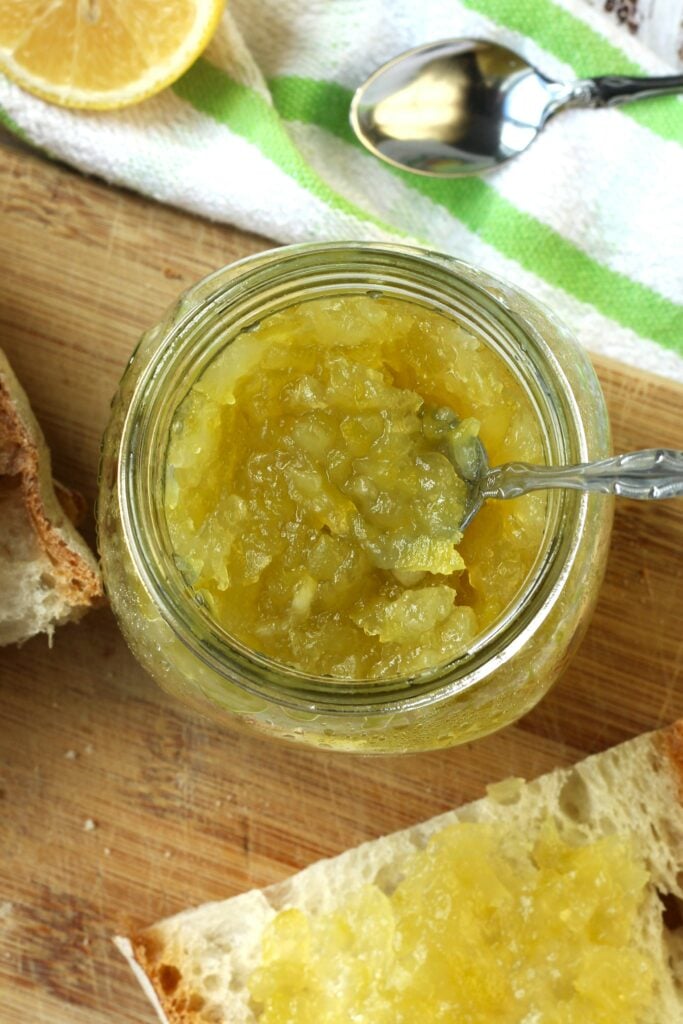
[0,347,103,645]
[117,722,683,1023]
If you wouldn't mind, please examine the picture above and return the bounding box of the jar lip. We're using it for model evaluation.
[117,241,599,716]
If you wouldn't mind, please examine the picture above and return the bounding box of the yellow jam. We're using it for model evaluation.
[248,821,655,1024]
[164,295,545,679]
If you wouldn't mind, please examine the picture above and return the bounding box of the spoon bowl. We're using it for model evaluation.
[445,416,683,530]
[351,38,683,177]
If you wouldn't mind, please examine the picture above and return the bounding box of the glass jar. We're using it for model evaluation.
[97,242,612,753]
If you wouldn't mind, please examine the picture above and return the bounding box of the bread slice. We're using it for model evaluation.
[0,347,103,645]
[117,722,683,1023]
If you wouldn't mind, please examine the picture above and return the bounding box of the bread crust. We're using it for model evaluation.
[663,720,683,803]
[121,720,683,1024]
[0,348,103,640]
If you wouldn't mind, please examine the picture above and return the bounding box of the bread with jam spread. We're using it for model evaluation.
[117,722,683,1023]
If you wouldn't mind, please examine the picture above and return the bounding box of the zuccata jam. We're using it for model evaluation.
[164,294,545,680]
[248,820,655,1023]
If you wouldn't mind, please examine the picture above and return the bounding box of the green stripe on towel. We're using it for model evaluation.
[0,105,28,140]
[173,59,408,240]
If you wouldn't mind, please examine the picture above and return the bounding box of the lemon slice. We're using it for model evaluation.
[0,0,224,110]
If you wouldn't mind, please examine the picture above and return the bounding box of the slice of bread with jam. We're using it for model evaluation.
[118,722,683,1024]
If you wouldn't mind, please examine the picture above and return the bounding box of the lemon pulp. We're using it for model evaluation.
[0,0,224,110]
[248,821,655,1024]
[164,294,545,679]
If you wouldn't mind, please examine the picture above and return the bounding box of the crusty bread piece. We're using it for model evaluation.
[0,347,103,645]
[117,722,683,1024]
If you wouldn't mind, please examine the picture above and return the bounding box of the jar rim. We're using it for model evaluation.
[117,241,599,716]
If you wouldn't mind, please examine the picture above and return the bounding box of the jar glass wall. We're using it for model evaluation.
[97,243,612,753]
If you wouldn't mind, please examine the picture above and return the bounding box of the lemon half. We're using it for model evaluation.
[0,0,225,110]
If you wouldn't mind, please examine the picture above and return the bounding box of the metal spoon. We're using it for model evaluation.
[350,38,683,177]
[451,439,683,531]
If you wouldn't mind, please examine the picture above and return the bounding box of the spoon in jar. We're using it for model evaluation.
[350,38,683,176]
[447,430,683,531]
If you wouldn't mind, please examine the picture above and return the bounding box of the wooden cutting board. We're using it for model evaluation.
[1,135,682,1024]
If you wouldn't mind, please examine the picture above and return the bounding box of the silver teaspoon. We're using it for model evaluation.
[452,441,683,531]
[350,38,683,177]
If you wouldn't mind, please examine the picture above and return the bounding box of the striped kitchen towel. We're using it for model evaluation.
[1,0,681,380]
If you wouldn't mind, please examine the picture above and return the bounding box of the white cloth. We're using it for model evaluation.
[1,0,681,379]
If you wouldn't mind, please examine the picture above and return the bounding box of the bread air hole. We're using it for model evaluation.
[658,890,683,931]
[558,770,591,825]
[158,963,181,994]
[187,993,205,1012]
[373,862,408,896]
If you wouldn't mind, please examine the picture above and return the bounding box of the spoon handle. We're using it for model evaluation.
[484,449,683,502]
[577,74,683,107]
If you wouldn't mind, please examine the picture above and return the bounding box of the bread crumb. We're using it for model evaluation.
[485,777,525,805]
[64,750,77,760]
[83,818,97,832]
[163,850,172,859]
[84,743,94,755]
[103,847,111,856]
[215,799,222,808]
[0,901,13,921]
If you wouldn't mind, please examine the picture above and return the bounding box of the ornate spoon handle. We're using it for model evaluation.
[483,449,683,502]
[556,74,683,113]
[586,74,683,106]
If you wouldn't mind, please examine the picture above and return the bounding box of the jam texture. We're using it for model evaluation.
[165,295,545,679]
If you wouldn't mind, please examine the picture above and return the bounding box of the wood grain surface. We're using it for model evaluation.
[1,135,682,1024]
